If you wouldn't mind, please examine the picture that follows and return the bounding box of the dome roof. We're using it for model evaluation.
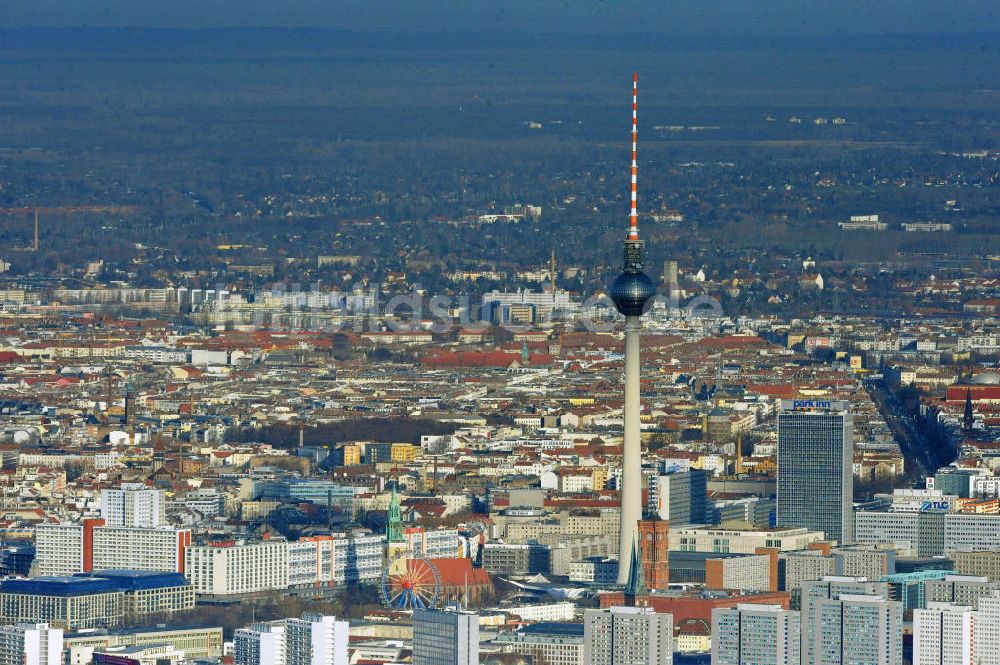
[609,270,656,316]
[972,372,1000,385]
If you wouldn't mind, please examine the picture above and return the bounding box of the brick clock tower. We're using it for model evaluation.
[637,518,670,591]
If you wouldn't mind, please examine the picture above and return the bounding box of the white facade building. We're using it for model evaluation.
[423,529,461,559]
[974,591,1000,665]
[34,524,84,576]
[0,623,62,665]
[568,558,618,585]
[331,533,383,584]
[186,533,383,596]
[34,522,187,575]
[497,602,576,623]
[669,526,824,554]
[806,594,902,665]
[185,540,289,596]
[285,614,349,665]
[583,606,673,665]
[101,484,166,528]
[712,604,799,665]
[235,623,286,665]
[288,540,332,588]
[913,602,974,665]
[492,623,583,665]
[92,527,186,572]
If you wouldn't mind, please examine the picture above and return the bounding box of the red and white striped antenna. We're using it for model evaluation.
[628,71,639,240]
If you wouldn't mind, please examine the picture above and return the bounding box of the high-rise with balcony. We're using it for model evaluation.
[711,603,800,665]
[913,602,974,665]
[0,622,62,665]
[800,577,890,665]
[284,614,349,665]
[101,483,165,528]
[801,587,902,665]
[234,623,286,665]
[974,591,1000,665]
[583,606,673,665]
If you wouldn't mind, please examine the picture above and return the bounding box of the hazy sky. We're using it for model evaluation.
[4,0,999,34]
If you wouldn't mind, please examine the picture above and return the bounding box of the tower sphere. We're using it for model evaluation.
[610,270,657,316]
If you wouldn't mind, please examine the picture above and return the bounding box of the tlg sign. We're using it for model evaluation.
[920,500,950,512]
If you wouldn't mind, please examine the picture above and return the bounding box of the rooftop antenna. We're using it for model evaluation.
[104,368,114,422]
[549,249,556,295]
[33,208,39,252]
[124,376,136,438]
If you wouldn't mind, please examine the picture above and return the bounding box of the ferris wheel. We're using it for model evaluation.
[380,553,442,610]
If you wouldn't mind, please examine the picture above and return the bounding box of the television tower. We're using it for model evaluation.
[609,72,657,586]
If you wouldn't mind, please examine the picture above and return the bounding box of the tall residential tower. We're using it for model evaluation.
[609,73,657,585]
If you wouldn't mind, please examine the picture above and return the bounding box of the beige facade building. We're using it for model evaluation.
[953,549,1000,581]
[670,526,824,554]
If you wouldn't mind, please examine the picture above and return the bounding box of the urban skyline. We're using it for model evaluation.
[0,7,998,665]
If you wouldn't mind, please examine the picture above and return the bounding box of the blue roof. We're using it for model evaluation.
[0,571,188,597]
[1,576,121,597]
[75,570,188,591]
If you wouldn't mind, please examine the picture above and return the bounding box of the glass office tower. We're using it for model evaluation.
[777,400,854,544]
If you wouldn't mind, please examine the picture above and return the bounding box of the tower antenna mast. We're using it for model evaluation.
[629,72,639,241]
[609,72,657,586]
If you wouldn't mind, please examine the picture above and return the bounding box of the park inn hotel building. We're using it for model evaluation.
[776,399,854,545]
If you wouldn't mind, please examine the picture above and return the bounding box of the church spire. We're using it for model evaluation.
[386,485,404,544]
[624,535,648,605]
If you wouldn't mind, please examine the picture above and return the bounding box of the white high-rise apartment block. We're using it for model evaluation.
[800,576,889,665]
[974,591,1000,665]
[285,614,349,665]
[235,623,286,665]
[583,606,673,665]
[712,604,800,665]
[808,594,902,665]
[34,522,188,575]
[101,483,166,528]
[913,602,974,665]
[0,623,63,665]
[33,524,84,576]
[185,540,289,595]
[91,526,187,572]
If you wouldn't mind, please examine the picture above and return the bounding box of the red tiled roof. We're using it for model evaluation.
[747,384,797,398]
[947,385,1000,402]
[432,557,491,586]
[421,351,555,367]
